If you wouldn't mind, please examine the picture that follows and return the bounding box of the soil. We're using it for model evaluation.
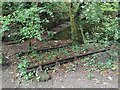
[3,39,72,56]
[1,40,119,88]
[1,62,118,88]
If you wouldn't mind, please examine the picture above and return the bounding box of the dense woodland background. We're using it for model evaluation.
[1,2,119,43]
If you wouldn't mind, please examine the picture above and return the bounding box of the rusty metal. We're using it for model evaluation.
[16,44,71,56]
[27,48,110,72]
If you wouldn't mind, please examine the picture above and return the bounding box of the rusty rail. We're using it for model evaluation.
[16,43,71,56]
[27,48,110,72]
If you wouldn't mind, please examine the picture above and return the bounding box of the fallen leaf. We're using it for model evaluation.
[54,41,58,43]
[103,82,108,85]
[108,76,113,81]
[62,86,65,88]
[93,78,100,84]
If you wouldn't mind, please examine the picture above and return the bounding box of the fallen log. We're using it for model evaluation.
[27,48,110,72]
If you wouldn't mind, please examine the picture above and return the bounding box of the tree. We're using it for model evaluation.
[67,2,85,44]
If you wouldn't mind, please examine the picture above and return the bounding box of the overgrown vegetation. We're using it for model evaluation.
[16,43,118,81]
[1,2,119,81]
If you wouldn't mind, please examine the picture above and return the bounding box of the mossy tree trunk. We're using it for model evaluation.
[68,2,84,44]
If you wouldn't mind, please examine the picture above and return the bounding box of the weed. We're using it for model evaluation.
[36,54,44,61]
[18,58,29,70]
[82,54,118,72]
[66,63,77,72]
[71,45,81,53]
[47,31,55,39]
[63,49,69,56]
[18,57,33,80]
[87,73,94,80]
[29,51,39,58]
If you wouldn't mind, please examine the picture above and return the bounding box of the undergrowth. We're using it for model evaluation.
[17,43,118,81]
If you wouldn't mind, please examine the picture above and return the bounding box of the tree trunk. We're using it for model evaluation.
[68,2,84,44]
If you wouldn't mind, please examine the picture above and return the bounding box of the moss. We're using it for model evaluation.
[53,26,71,40]
[68,3,84,44]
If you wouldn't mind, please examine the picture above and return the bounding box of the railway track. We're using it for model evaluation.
[26,48,110,72]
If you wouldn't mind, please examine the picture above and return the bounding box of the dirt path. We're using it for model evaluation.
[2,63,118,88]
[1,41,119,88]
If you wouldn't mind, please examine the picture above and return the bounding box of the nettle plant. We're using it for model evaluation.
[1,3,53,42]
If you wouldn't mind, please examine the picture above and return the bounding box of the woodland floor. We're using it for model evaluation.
[1,40,119,88]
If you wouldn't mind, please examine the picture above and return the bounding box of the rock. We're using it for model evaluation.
[36,71,51,82]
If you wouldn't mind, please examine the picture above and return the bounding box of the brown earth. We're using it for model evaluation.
[1,41,119,88]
